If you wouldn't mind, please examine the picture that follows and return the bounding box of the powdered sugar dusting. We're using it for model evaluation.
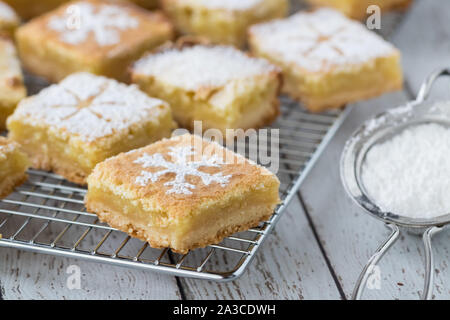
[12,72,167,142]
[48,1,139,46]
[134,146,232,195]
[362,123,450,219]
[0,1,18,22]
[133,45,277,90]
[250,8,397,72]
[184,0,262,10]
[0,142,16,154]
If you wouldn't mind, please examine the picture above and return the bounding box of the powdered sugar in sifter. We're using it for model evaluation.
[340,68,450,300]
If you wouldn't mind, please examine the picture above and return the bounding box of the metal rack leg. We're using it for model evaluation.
[352,223,400,300]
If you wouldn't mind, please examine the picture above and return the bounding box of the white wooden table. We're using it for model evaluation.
[2,0,450,300]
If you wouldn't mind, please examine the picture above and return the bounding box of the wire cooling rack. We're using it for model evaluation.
[0,0,409,280]
[0,82,350,281]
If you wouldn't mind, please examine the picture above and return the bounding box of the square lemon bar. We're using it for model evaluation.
[131,43,281,135]
[249,8,403,112]
[16,0,174,83]
[7,72,176,185]
[0,137,30,198]
[307,0,412,20]
[0,1,19,37]
[161,0,288,47]
[0,38,26,130]
[85,133,280,253]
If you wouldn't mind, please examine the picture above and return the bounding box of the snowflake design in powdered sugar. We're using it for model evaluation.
[48,1,139,46]
[134,146,232,195]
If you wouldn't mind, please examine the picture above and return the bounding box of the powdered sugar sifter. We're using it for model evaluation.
[340,68,450,300]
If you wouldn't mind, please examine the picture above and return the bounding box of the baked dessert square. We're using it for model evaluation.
[7,72,176,185]
[85,133,280,253]
[248,8,403,112]
[131,43,281,135]
[0,1,19,38]
[0,38,26,130]
[15,0,174,83]
[0,137,30,198]
[161,0,288,47]
[306,0,412,20]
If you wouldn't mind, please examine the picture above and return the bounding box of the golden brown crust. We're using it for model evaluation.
[88,134,279,218]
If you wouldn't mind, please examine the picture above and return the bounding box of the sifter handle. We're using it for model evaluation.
[416,68,450,103]
[352,224,443,300]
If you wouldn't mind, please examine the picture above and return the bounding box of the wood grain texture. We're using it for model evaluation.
[300,0,450,299]
[0,247,182,300]
[180,199,343,300]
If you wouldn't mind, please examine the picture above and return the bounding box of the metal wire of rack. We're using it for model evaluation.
[0,90,350,281]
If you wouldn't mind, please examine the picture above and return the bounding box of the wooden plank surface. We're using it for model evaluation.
[180,198,343,300]
[300,0,450,299]
[0,248,182,299]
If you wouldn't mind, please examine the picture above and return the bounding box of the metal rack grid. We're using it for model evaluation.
[0,91,350,281]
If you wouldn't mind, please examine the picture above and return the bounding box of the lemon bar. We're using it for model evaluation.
[7,72,176,185]
[161,0,288,47]
[131,43,281,135]
[249,8,403,112]
[85,133,280,253]
[0,1,19,37]
[0,38,26,130]
[307,0,412,20]
[15,0,174,83]
[0,137,30,198]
